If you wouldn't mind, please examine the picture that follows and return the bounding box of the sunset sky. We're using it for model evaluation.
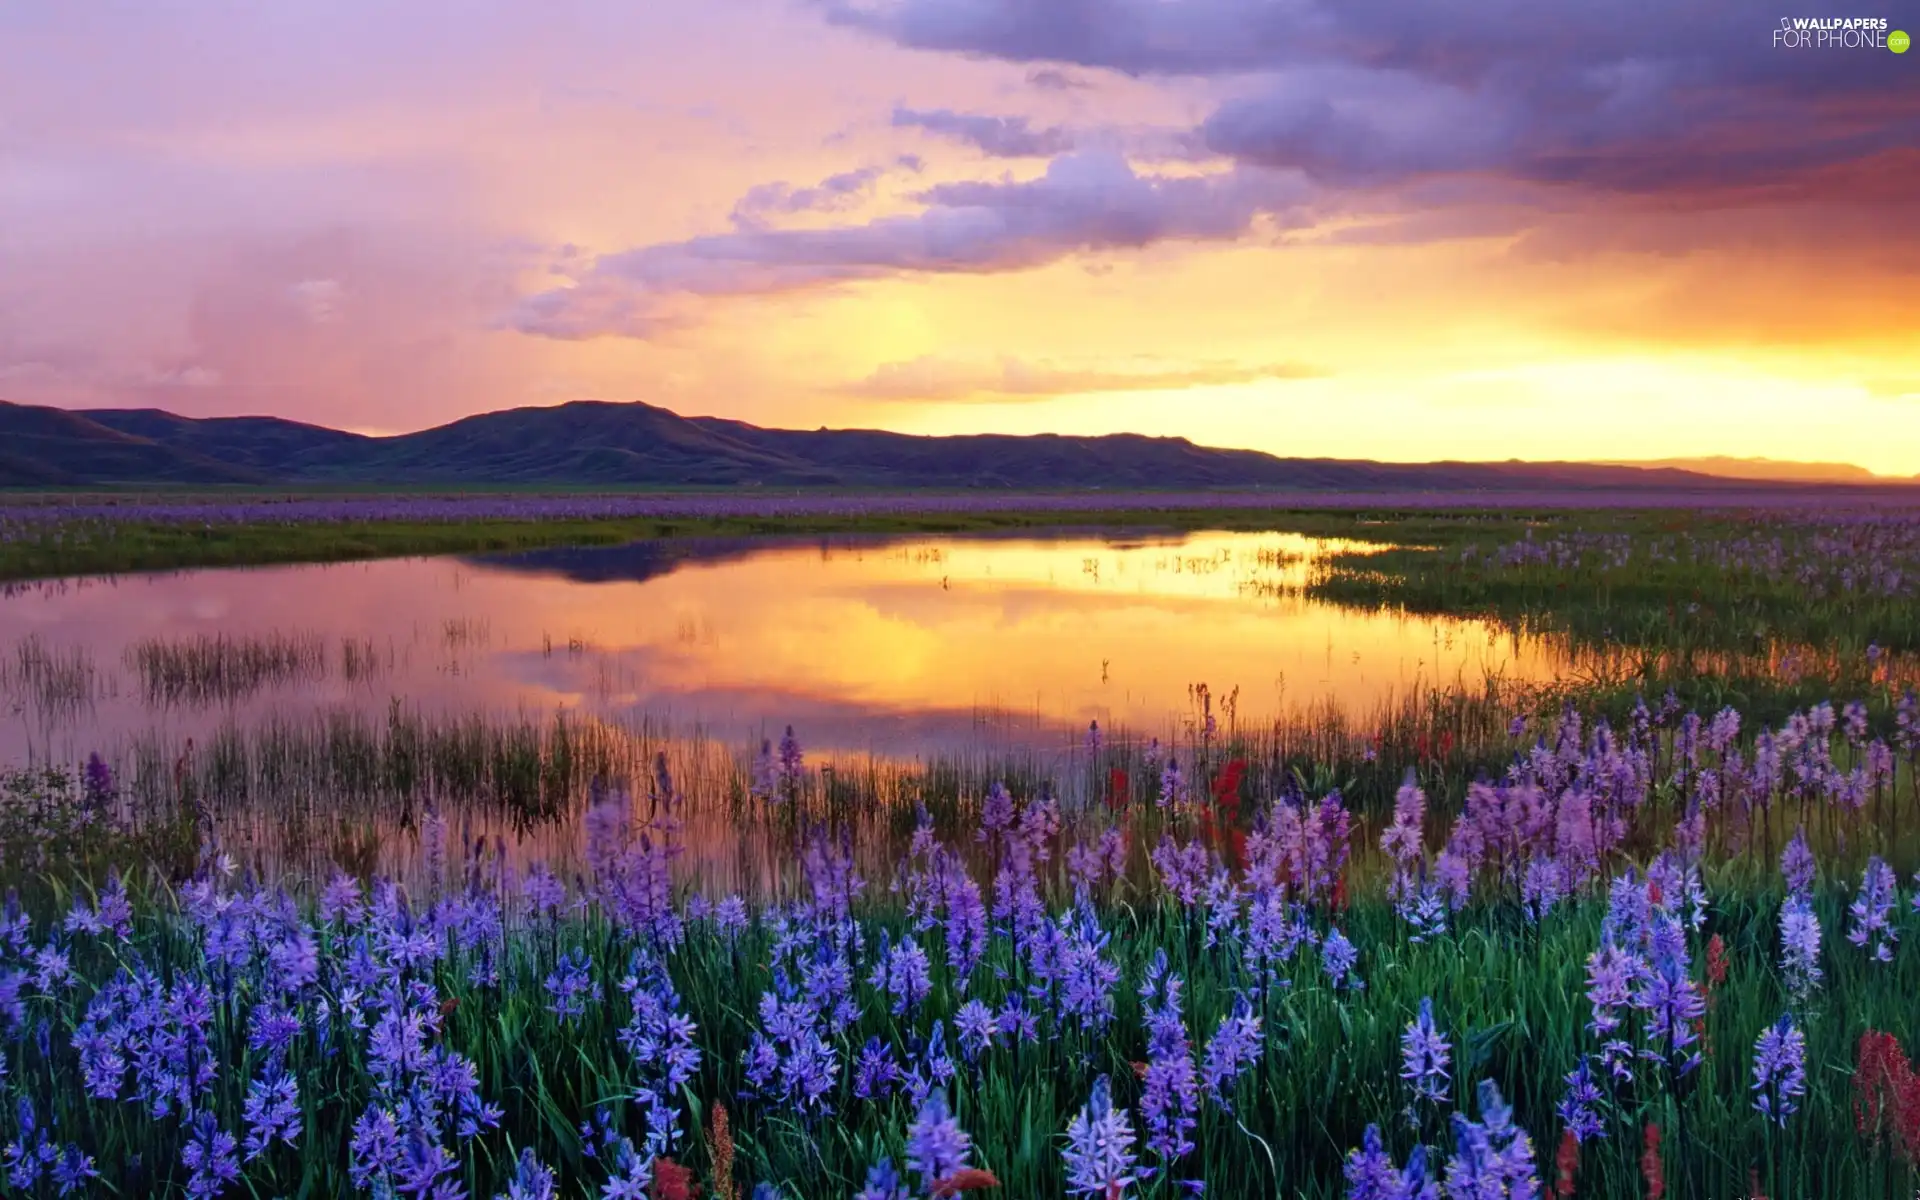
[2,2,1917,469]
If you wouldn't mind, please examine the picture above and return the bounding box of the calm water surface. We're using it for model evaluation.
[0,530,1554,762]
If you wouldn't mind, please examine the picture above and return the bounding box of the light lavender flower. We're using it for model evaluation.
[1847,857,1900,963]
[1201,995,1263,1107]
[1779,895,1822,1000]
[1063,1076,1139,1198]
[1751,1015,1807,1126]
[904,1089,972,1192]
[1780,827,1815,898]
[1401,997,1450,1108]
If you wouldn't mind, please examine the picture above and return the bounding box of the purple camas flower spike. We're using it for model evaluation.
[1136,950,1198,1174]
[179,1111,240,1200]
[497,1147,558,1200]
[1847,857,1899,962]
[543,948,599,1021]
[1401,997,1451,1108]
[1780,827,1816,897]
[1778,895,1822,1000]
[778,725,805,794]
[1751,1014,1807,1127]
[1444,1080,1539,1199]
[1555,1058,1605,1143]
[82,752,114,812]
[241,1068,301,1160]
[1063,1075,1140,1198]
[1200,994,1263,1108]
[854,1156,911,1200]
[904,1088,972,1192]
[1344,1123,1439,1200]
[1322,928,1363,991]
[1158,757,1185,808]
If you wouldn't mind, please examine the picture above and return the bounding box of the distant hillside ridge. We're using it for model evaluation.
[0,397,1900,490]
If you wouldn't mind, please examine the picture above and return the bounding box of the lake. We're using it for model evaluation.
[0,529,1549,765]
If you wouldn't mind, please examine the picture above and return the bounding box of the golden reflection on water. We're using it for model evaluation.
[0,531,1557,759]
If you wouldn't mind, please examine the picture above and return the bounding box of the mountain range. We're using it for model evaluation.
[0,398,1908,491]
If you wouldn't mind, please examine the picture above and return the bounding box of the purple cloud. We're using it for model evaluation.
[822,0,1920,197]
[730,158,925,226]
[1026,67,1093,91]
[512,152,1310,338]
[892,106,1076,157]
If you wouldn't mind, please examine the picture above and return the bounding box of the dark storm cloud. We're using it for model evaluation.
[820,0,1920,196]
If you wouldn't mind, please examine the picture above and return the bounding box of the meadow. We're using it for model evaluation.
[3,501,1920,1199]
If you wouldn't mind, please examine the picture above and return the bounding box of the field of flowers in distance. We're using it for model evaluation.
[3,498,1920,1199]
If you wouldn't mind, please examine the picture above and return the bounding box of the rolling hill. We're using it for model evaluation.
[0,397,1902,491]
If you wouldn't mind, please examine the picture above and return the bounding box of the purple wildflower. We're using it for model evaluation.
[1780,828,1815,898]
[180,1112,241,1199]
[1401,997,1451,1108]
[904,1089,972,1192]
[1200,994,1263,1107]
[778,725,804,792]
[954,1000,1001,1061]
[51,1146,98,1196]
[83,752,114,811]
[1555,1059,1605,1143]
[1158,757,1186,808]
[1322,928,1363,991]
[751,736,777,801]
[1344,1124,1438,1200]
[1752,1014,1807,1127]
[242,1069,302,1160]
[1847,857,1900,962]
[870,933,934,1016]
[1063,1076,1140,1198]
[616,953,702,1157]
[1779,895,1822,1000]
[497,1148,557,1200]
[854,1158,911,1200]
[1380,772,1427,877]
[1444,1080,1540,1199]
[853,1037,902,1101]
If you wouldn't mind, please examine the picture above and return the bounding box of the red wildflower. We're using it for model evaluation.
[1107,768,1130,810]
[1706,934,1728,989]
[1554,1128,1579,1197]
[651,1157,697,1200]
[1640,1122,1664,1200]
[708,1102,735,1200]
[1438,730,1454,759]
[1211,758,1247,811]
[1854,1030,1920,1163]
[931,1169,1001,1196]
